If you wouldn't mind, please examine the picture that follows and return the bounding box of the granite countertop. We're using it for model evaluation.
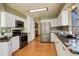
[55,33,79,54]
[55,33,69,47]
[0,36,13,42]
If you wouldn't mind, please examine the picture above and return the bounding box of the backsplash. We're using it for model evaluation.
[0,27,11,35]
[0,27,24,35]
[51,26,69,31]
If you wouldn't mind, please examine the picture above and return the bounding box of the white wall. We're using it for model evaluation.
[41,19,52,23]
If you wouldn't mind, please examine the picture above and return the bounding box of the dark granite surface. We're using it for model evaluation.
[0,36,13,42]
[55,33,79,54]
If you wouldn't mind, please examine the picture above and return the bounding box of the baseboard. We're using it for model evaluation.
[12,48,20,56]
[53,42,58,56]
[28,38,35,44]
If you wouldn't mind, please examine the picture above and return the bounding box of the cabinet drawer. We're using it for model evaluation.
[55,38,73,56]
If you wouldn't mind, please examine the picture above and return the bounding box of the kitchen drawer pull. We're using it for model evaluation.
[63,47,65,50]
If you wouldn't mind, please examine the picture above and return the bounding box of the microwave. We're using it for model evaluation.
[15,20,24,28]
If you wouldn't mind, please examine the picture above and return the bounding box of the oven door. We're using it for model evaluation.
[20,34,28,48]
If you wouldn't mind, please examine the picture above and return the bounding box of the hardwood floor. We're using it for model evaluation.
[13,36,57,56]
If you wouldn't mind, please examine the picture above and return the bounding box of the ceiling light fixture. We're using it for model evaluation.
[72,4,77,10]
[28,7,48,13]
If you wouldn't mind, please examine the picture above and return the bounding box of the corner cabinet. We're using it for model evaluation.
[1,11,15,27]
[0,36,20,56]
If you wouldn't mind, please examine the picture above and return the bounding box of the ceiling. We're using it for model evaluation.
[5,3,65,18]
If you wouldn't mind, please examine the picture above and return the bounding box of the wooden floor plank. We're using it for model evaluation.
[13,36,57,56]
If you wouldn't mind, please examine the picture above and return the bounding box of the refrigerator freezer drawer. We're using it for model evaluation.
[40,34,50,42]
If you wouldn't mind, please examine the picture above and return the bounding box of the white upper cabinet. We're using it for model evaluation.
[26,17,31,33]
[59,11,69,26]
[77,4,79,19]
[51,6,69,27]
[0,11,26,27]
[51,18,57,27]
[0,11,1,27]
[25,16,34,33]
[1,12,15,27]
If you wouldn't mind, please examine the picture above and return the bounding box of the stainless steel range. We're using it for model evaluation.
[12,29,28,49]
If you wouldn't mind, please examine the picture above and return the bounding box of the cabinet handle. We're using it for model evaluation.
[63,47,65,50]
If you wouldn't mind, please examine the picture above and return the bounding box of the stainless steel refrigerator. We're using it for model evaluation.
[40,22,51,42]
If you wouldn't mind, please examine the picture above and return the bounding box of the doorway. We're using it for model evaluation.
[35,22,39,38]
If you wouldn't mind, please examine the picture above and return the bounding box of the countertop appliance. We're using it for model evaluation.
[40,22,51,42]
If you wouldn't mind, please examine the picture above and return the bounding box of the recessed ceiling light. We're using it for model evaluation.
[28,7,48,13]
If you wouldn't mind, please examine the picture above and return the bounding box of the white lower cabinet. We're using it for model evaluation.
[52,34,73,56]
[51,33,58,42]
[55,38,73,56]
[55,42,72,56]
[9,36,20,53]
[0,36,20,56]
[0,42,10,56]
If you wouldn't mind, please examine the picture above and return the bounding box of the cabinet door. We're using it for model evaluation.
[55,40,68,56]
[58,14,61,26]
[24,20,28,32]
[5,12,15,27]
[8,40,13,56]
[1,12,15,27]
[61,11,68,26]
[26,19,31,33]
[51,19,57,27]
[10,36,20,53]
[52,19,55,27]
[51,33,58,42]
[77,4,79,26]
[55,36,73,56]
[0,42,9,56]
[0,11,1,27]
